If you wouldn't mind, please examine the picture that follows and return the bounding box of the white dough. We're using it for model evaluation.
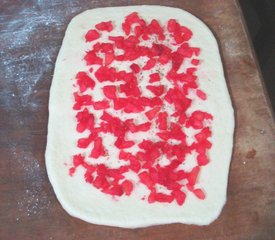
[45,6,234,228]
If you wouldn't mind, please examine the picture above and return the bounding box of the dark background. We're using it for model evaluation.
[240,0,275,114]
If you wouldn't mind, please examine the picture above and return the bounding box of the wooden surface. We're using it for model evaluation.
[1,0,275,239]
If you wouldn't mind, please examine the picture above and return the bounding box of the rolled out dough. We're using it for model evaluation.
[45,6,234,228]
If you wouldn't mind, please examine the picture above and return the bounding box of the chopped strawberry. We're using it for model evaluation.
[196,89,207,100]
[146,85,164,96]
[103,85,117,99]
[143,58,156,70]
[95,21,113,32]
[76,72,95,92]
[85,29,100,42]
[84,51,103,65]
[90,137,105,159]
[121,180,133,196]
[130,63,140,73]
[193,188,206,200]
[92,100,110,110]
[145,107,161,120]
[149,73,161,83]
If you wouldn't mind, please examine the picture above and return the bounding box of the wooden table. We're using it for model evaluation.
[1,1,275,239]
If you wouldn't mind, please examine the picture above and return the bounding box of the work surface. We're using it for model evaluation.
[1,0,275,239]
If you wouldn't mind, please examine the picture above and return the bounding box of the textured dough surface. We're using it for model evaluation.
[45,5,234,228]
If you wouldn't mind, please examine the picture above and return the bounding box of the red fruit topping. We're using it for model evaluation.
[196,89,207,100]
[73,154,84,167]
[115,137,135,149]
[76,72,95,92]
[130,63,140,73]
[191,59,200,65]
[95,66,116,82]
[73,93,93,110]
[187,166,200,186]
[193,188,206,200]
[92,100,110,110]
[197,153,209,166]
[103,85,117,99]
[71,12,212,205]
[145,107,161,120]
[172,190,186,205]
[156,112,168,130]
[84,51,103,65]
[95,21,113,32]
[85,29,100,42]
[146,85,165,96]
[149,73,161,83]
[121,180,134,196]
[143,58,156,70]
[139,171,154,189]
[90,137,105,158]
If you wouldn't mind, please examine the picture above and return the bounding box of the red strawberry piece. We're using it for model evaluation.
[76,108,95,132]
[139,171,154,189]
[156,112,168,130]
[94,66,116,82]
[90,137,105,159]
[193,188,206,200]
[135,122,151,132]
[103,85,117,99]
[119,151,132,160]
[77,132,97,148]
[84,167,95,183]
[149,97,163,107]
[69,167,75,176]
[191,59,200,65]
[171,52,183,71]
[92,100,110,110]
[155,193,174,203]
[149,73,160,83]
[124,99,144,113]
[100,111,113,122]
[192,47,200,56]
[145,106,161,120]
[113,98,127,110]
[197,153,209,166]
[76,72,95,92]
[104,53,115,66]
[95,21,113,32]
[146,85,164,96]
[121,180,134,196]
[167,19,179,33]
[115,137,135,149]
[148,189,156,203]
[186,110,213,129]
[196,89,207,100]
[147,19,165,40]
[122,12,146,35]
[177,43,193,58]
[103,185,124,196]
[120,80,141,97]
[73,93,93,110]
[93,175,109,190]
[172,190,186,205]
[84,51,103,65]
[85,29,100,42]
[130,63,140,73]
[187,166,200,186]
[143,58,156,70]
[195,127,211,142]
[72,154,84,167]
[138,140,154,150]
